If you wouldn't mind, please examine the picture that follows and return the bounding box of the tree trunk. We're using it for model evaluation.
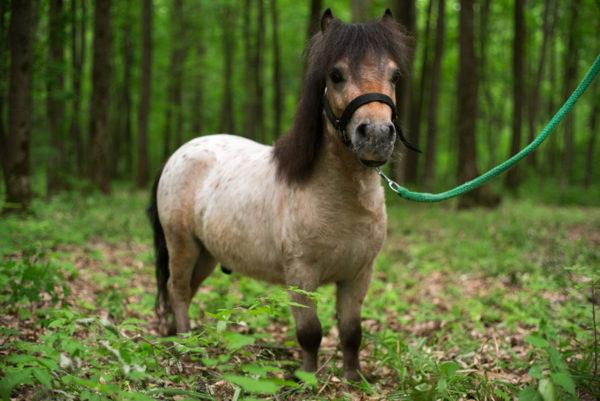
[545,0,559,174]
[4,0,35,212]
[163,0,186,158]
[306,0,322,38]
[89,0,112,194]
[404,0,434,183]
[243,0,256,140]
[115,0,133,177]
[526,0,552,168]
[271,0,283,138]
[391,0,416,181]
[351,0,370,21]
[190,2,204,136]
[47,0,68,195]
[0,0,10,177]
[136,0,152,188]
[70,0,86,176]
[505,0,525,191]
[423,0,445,187]
[584,86,599,188]
[219,5,235,134]
[478,0,497,168]
[456,0,498,208]
[560,0,580,189]
[254,0,265,142]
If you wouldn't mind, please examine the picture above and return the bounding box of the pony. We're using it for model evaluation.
[148,9,412,380]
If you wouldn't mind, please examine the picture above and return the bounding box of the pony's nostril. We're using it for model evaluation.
[387,123,396,139]
[356,124,368,138]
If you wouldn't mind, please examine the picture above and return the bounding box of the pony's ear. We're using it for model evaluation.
[321,8,335,32]
[381,8,394,22]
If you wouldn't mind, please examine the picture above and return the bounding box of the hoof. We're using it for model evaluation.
[343,369,362,382]
[158,317,176,336]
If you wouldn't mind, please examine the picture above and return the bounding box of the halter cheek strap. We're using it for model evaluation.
[323,90,421,153]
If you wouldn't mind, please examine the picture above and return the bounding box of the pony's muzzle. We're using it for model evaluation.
[353,122,396,166]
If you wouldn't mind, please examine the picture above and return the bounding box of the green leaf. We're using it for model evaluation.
[31,368,52,388]
[528,364,544,380]
[538,378,557,401]
[222,332,255,350]
[518,386,542,401]
[224,374,280,394]
[526,335,549,348]
[294,370,317,387]
[0,369,33,401]
[550,372,576,396]
[547,348,569,373]
[439,361,460,378]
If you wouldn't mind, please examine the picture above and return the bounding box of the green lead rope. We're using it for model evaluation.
[377,53,600,203]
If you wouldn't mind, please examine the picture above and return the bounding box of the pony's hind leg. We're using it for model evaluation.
[165,233,200,334]
[190,245,217,298]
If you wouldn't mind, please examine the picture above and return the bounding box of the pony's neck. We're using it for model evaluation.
[311,123,383,205]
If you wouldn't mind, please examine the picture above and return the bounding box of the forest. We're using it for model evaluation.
[1,0,599,400]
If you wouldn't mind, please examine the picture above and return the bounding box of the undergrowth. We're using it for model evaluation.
[0,189,598,400]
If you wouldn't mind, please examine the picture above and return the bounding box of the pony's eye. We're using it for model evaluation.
[329,69,344,84]
[391,69,401,84]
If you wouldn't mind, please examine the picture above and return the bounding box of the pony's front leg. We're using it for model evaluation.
[287,274,322,373]
[336,267,372,381]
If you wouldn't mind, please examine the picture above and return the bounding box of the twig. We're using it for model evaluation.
[316,348,337,375]
[316,374,332,396]
[592,281,598,377]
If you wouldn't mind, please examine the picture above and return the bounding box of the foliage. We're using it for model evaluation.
[0,189,598,399]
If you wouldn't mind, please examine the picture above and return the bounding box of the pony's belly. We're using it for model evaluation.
[198,210,285,285]
[206,241,285,284]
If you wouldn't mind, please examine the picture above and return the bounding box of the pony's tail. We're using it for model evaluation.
[147,171,170,323]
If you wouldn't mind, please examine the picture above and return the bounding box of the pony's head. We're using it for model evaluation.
[274,9,412,183]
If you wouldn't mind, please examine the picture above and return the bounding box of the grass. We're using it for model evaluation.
[0,188,598,400]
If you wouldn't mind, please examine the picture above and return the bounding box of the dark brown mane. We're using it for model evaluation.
[272,14,413,184]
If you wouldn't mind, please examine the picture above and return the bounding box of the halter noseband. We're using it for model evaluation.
[323,89,421,153]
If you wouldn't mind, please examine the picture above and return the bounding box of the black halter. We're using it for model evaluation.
[323,90,421,153]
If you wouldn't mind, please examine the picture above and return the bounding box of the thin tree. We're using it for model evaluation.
[243,0,256,140]
[163,0,186,158]
[136,0,152,188]
[271,0,283,138]
[3,0,36,212]
[219,5,236,134]
[89,0,112,194]
[70,0,86,175]
[478,0,496,167]
[584,85,599,188]
[544,0,559,174]
[351,0,370,21]
[47,0,68,194]
[0,0,10,176]
[423,0,445,187]
[505,0,526,191]
[255,0,265,142]
[391,0,416,181]
[113,0,134,176]
[456,0,498,208]
[560,0,580,189]
[306,0,322,38]
[189,2,204,135]
[526,0,553,168]
[405,0,434,183]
